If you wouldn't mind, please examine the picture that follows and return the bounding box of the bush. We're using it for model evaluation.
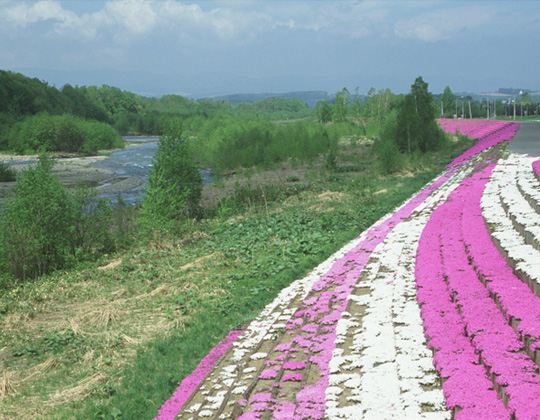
[0,156,73,279]
[0,156,121,281]
[140,120,202,229]
[187,116,337,172]
[8,113,124,155]
[375,138,403,174]
[0,162,16,182]
[69,187,114,255]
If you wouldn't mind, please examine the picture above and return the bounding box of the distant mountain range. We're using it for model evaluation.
[11,67,341,101]
[8,67,539,104]
[205,91,331,107]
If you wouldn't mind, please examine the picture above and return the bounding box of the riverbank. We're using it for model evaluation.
[0,146,147,199]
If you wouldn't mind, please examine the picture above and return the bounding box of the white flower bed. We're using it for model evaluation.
[482,154,540,293]
[325,161,476,420]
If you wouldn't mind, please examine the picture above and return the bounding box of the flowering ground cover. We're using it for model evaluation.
[155,120,540,419]
[437,119,519,167]
[417,163,540,419]
[482,154,540,293]
[534,160,540,182]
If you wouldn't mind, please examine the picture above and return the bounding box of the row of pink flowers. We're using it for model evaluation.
[533,160,540,182]
[417,162,540,419]
[416,167,510,420]
[153,330,243,420]
[437,119,519,168]
[437,119,511,139]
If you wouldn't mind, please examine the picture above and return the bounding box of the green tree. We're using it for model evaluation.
[315,100,332,123]
[0,156,73,279]
[395,76,444,153]
[333,87,350,122]
[440,86,456,118]
[141,120,202,227]
[367,88,394,123]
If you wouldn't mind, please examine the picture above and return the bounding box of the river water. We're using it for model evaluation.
[1,137,213,207]
[92,136,213,206]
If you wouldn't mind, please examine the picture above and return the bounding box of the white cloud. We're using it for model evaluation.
[157,1,271,41]
[0,0,271,42]
[2,0,78,27]
[394,6,495,42]
[103,0,158,35]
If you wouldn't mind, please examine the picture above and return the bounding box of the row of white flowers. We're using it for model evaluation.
[482,153,540,295]
[325,159,479,420]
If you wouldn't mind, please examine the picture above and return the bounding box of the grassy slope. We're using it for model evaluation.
[0,136,474,420]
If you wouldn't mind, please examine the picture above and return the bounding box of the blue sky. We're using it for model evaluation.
[1,0,539,98]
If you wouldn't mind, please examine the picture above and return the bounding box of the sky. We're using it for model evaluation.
[0,0,539,98]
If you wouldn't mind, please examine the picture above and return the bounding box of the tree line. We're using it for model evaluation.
[0,70,316,156]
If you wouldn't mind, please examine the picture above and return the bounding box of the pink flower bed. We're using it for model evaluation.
[153,329,243,420]
[533,160,540,182]
[416,164,540,419]
[437,119,520,168]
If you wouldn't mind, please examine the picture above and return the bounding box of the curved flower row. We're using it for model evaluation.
[482,155,540,293]
[155,120,526,420]
[534,160,540,182]
[437,119,519,168]
[415,171,510,420]
[516,157,540,217]
[417,159,540,419]
[161,159,474,420]
[229,163,467,420]
[437,119,514,139]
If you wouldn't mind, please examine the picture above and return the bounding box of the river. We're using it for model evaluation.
[0,136,213,207]
[92,136,213,206]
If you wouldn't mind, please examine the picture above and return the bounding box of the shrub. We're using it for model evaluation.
[0,162,16,182]
[8,113,123,155]
[140,120,202,229]
[69,187,114,255]
[0,156,73,279]
[376,138,403,174]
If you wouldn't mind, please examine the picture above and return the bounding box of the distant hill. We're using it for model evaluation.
[206,91,331,107]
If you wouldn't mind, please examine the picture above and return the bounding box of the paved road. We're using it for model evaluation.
[508,121,540,156]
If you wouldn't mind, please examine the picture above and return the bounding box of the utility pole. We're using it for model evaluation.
[468,100,472,119]
[487,99,490,119]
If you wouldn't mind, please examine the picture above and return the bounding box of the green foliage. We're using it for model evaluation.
[394,76,445,153]
[141,120,203,228]
[366,88,396,123]
[8,113,123,154]
[0,156,73,279]
[0,162,16,182]
[187,116,337,173]
[70,187,114,255]
[0,156,122,281]
[333,87,350,122]
[315,100,332,123]
[375,138,403,174]
[440,86,456,118]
